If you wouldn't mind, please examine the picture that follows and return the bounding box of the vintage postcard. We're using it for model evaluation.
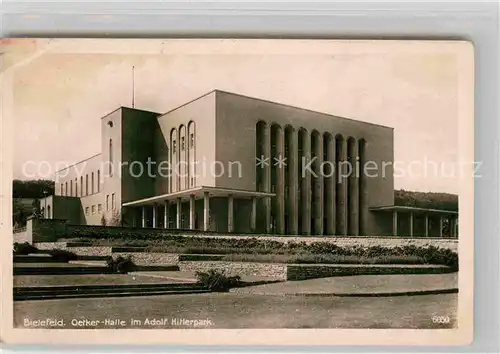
[0,38,474,345]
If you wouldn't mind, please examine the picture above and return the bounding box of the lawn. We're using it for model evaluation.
[14,292,457,329]
[14,274,182,287]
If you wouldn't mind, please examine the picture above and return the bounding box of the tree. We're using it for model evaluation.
[13,179,54,198]
[394,189,458,211]
[109,210,122,226]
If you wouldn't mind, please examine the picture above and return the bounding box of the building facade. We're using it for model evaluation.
[41,90,458,236]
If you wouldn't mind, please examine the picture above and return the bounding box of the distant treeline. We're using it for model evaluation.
[394,189,458,211]
[13,179,54,198]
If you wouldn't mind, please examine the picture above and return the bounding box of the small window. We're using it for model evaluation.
[190,133,195,147]
[191,177,195,187]
[112,193,116,210]
[98,204,102,213]
[181,137,185,150]
[106,194,110,211]
[85,207,89,216]
[92,205,96,214]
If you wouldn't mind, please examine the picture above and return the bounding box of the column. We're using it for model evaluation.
[263,124,272,233]
[227,195,234,233]
[424,214,429,237]
[348,140,359,236]
[313,134,324,235]
[288,129,299,234]
[189,194,195,230]
[409,212,414,237]
[152,204,157,228]
[439,216,444,237]
[301,132,311,235]
[338,139,348,236]
[141,206,146,228]
[164,201,169,229]
[325,136,336,235]
[392,210,398,236]
[176,198,182,229]
[203,191,210,231]
[251,196,257,232]
[358,140,368,236]
[276,127,285,234]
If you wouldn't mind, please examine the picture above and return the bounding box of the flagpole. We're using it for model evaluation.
[132,65,135,108]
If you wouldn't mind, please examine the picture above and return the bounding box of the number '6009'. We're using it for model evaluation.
[432,316,450,324]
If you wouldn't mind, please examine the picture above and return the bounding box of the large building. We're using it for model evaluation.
[40,90,458,236]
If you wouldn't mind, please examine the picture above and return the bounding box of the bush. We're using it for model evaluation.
[13,242,38,255]
[107,255,136,274]
[48,249,78,262]
[196,269,241,292]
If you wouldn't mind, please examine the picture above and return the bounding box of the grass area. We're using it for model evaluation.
[60,236,458,269]
[14,274,179,287]
[14,292,457,329]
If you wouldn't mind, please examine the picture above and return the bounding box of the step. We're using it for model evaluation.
[15,283,205,292]
[14,289,211,301]
[13,255,65,263]
[13,267,111,276]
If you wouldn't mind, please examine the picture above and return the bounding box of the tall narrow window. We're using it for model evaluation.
[70,180,73,196]
[97,170,100,192]
[60,183,63,195]
[75,178,77,197]
[106,194,110,211]
[80,176,83,197]
[85,174,89,196]
[109,139,113,177]
[65,182,68,196]
[91,172,95,194]
[111,193,116,210]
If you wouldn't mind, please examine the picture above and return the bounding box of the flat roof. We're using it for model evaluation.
[370,205,458,215]
[122,186,275,207]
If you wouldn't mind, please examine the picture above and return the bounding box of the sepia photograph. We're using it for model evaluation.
[1,38,474,345]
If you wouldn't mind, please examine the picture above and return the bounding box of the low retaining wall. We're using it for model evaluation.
[14,230,30,244]
[35,242,68,250]
[179,261,288,280]
[113,252,179,265]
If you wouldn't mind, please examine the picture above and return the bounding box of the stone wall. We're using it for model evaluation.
[69,246,113,256]
[112,252,179,265]
[14,230,30,244]
[178,261,287,280]
[35,242,68,250]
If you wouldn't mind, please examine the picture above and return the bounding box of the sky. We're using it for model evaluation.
[7,39,464,193]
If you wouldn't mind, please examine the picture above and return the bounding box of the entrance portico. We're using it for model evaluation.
[370,205,458,238]
[122,186,274,233]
